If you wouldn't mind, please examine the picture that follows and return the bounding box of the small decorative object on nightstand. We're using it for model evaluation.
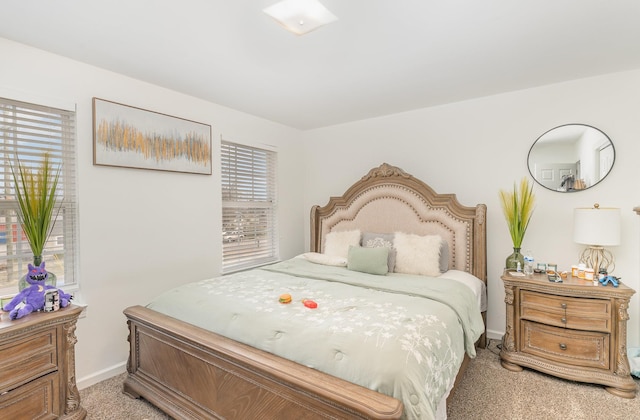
[500,270,637,398]
[0,305,86,418]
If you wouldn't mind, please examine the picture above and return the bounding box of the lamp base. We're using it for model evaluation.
[579,246,615,274]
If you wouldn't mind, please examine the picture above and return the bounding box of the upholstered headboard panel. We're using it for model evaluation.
[310,163,487,281]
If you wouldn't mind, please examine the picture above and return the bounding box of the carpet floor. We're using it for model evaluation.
[79,339,640,419]
[446,340,640,419]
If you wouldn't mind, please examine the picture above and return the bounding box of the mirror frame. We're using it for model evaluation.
[527,124,615,193]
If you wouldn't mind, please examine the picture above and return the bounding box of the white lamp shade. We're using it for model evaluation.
[264,0,338,35]
[573,207,621,246]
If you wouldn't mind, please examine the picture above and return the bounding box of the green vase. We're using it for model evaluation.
[506,248,525,271]
[18,255,57,291]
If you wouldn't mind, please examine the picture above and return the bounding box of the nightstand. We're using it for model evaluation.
[500,271,637,398]
[0,305,87,418]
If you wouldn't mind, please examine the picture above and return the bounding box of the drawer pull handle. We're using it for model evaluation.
[559,343,567,350]
[561,303,567,309]
[561,318,567,323]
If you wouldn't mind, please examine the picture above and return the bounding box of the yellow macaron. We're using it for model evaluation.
[279,293,292,304]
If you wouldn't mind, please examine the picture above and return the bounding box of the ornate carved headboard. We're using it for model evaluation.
[310,163,487,282]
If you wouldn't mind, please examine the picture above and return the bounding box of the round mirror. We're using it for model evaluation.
[527,124,615,192]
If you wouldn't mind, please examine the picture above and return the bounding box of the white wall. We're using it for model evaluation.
[302,69,640,348]
[0,37,306,387]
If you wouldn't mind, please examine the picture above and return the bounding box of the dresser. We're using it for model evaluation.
[500,271,637,398]
[0,305,87,419]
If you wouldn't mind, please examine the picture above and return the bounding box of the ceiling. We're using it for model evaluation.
[2,0,640,130]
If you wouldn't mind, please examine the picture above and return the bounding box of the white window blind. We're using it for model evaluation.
[221,140,278,273]
[0,97,78,292]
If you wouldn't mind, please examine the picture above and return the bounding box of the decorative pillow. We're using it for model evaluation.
[361,232,396,272]
[393,232,443,276]
[324,229,361,259]
[302,252,347,267]
[347,246,389,275]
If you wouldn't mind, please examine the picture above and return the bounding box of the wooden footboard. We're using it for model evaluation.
[123,305,403,419]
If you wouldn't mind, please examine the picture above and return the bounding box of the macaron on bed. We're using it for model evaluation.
[279,293,292,304]
[278,293,317,308]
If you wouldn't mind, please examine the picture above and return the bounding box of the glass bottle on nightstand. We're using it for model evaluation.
[523,250,534,275]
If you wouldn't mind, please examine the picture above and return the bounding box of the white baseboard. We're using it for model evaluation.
[485,329,504,341]
[77,361,127,390]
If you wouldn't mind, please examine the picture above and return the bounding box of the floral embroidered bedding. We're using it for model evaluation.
[147,257,484,419]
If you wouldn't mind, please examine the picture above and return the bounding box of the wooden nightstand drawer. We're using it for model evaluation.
[521,320,609,369]
[521,290,611,332]
[0,326,58,393]
[0,372,59,419]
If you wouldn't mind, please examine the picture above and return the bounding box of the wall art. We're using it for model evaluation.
[93,98,212,174]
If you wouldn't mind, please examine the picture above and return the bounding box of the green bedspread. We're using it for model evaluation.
[147,257,484,420]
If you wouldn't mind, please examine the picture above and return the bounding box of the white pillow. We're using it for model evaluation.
[324,229,361,259]
[302,252,347,267]
[393,232,443,276]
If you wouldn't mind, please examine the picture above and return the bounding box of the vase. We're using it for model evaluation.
[18,255,57,291]
[505,248,525,271]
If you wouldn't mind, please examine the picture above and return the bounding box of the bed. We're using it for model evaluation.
[123,162,487,419]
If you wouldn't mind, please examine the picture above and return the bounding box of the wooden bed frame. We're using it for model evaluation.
[124,163,487,419]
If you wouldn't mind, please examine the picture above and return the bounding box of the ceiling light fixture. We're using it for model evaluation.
[263,0,338,36]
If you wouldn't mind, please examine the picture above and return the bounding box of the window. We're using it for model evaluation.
[221,140,278,273]
[0,97,78,293]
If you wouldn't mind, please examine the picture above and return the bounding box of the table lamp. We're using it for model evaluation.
[573,204,620,274]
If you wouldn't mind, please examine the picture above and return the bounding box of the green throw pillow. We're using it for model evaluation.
[347,246,389,275]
